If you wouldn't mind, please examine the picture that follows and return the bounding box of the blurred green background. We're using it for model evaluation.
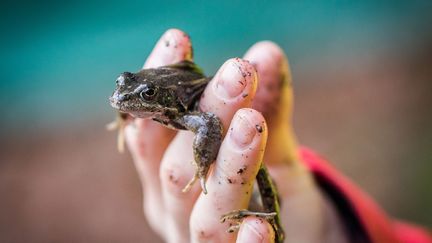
[1,0,431,242]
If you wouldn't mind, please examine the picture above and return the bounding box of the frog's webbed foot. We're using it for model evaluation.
[106,112,129,153]
[181,174,198,193]
[219,165,284,242]
[175,112,223,194]
[220,209,277,233]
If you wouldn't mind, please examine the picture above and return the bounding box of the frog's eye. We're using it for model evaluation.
[139,85,157,100]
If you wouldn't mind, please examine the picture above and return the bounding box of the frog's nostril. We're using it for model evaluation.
[117,93,129,101]
[117,72,133,85]
[116,75,125,86]
[110,91,130,103]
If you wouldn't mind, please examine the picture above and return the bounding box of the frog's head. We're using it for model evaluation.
[109,71,177,118]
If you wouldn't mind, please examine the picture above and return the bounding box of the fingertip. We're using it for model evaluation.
[217,108,267,184]
[237,216,275,243]
[234,108,267,127]
[200,58,258,132]
[244,41,286,70]
[213,58,257,99]
[246,40,283,53]
[243,41,293,120]
[144,28,193,68]
[229,108,267,151]
[212,108,268,191]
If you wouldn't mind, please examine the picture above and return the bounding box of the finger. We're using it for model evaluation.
[243,41,299,166]
[244,41,292,124]
[190,109,267,242]
[244,43,345,242]
[143,28,192,69]
[159,59,258,242]
[124,28,193,234]
[127,28,192,161]
[200,58,258,132]
[236,216,275,243]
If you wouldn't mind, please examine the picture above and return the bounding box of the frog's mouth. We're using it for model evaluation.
[109,95,125,110]
[109,95,160,119]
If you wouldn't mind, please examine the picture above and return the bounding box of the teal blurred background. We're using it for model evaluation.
[1,1,431,242]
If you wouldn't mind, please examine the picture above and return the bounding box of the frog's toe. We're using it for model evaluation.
[181,171,208,194]
[117,126,125,153]
[199,176,208,194]
[227,223,241,233]
[106,119,126,153]
[107,113,129,153]
[106,120,119,130]
[181,172,198,193]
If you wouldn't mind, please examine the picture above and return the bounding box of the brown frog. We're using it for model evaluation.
[108,60,284,242]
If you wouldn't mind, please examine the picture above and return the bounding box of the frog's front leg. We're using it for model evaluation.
[106,112,129,153]
[174,112,223,194]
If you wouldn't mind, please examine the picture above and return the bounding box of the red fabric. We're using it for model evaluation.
[299,147,432,243]
[393,222,432,243]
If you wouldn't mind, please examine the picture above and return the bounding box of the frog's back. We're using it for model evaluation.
[135,61,207,88]
[135,61,211,111]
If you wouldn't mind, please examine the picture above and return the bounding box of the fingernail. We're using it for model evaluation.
[237,221,264,243]
[230,113,256,149]
[214,59,249,99]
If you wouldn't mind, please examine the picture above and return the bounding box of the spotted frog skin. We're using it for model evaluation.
[109,61,221,193]
[109,60,284,242]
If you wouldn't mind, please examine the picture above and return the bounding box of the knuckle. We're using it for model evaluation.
[190,216,216,242]
[160,159,194,197]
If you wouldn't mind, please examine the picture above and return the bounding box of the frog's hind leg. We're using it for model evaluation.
[175,112,223,194]
[220,164,285,243]
[106,112,129,153]
[221,210,277,223]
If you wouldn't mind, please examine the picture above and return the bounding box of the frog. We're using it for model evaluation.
[108,60,284,242]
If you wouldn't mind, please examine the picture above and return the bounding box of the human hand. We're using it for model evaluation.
[123,29,349,243]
